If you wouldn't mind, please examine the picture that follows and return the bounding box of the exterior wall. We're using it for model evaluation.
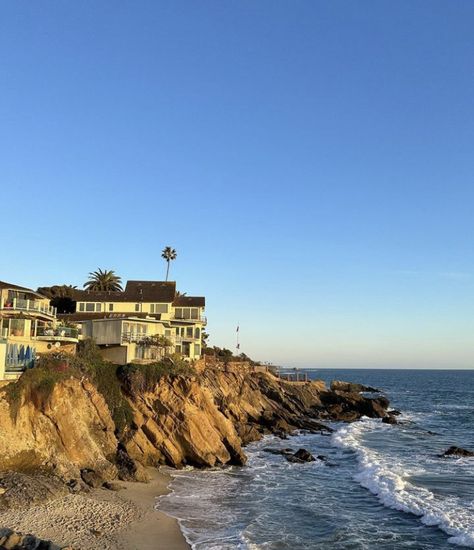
[76,301,173,319]
[100,346,128,365]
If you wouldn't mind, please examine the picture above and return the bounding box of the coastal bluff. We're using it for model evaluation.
[0,361,390,506]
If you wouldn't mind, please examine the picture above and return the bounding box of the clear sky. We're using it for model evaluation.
[1,1,473,368]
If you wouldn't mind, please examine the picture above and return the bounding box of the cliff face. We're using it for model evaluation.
[0,378,117,481]
[0,365,389,494]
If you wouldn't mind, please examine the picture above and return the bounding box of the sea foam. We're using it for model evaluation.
[332,418,474,548]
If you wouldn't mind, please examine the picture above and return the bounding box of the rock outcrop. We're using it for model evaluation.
[330,380,380,393]
[0,366,389,510]
[442,446,474,458]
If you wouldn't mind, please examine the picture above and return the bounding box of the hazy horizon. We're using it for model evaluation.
[1,2,473,369]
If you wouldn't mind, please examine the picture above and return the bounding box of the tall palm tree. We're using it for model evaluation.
[84,269,123,291]
[161,247,177,281]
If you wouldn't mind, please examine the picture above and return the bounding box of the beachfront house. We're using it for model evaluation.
[0,281,79,380]
[59,281,206,365]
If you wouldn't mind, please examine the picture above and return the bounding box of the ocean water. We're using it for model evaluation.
[159,369,474,549]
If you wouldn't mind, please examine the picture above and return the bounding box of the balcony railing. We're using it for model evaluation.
[36,326,79,340]
[121,331,148,344]
[0,298,56,318]
[172,314,207,323]
[175,334,200,343]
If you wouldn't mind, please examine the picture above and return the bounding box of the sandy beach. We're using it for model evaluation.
[0,468,189,550]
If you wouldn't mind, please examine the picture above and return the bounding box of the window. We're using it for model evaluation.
[195,328,200,338]
[175,308,183,319]
[95,303,101,312]
[186,327,193,338]
[175,327,180,335]
[109,304,114,311]
[135,304,140,312]
[10,319,26,337]
[191,308,199,320]
[194,344,201,356]
[79,303,85,312]
[85,303,95,312]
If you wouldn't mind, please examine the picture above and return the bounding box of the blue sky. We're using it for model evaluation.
[1,1,473,368]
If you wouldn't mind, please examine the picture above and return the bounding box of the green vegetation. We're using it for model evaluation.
[122,354,194,393]
[83,268,123,291]
[204,346,257,365]
[70,340,134,436]
[3,355,72,421]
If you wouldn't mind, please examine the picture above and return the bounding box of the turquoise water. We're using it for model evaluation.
[159,369,474,549]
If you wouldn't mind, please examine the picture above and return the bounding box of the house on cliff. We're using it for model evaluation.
[58,280,206,365]
[0,281,79,380]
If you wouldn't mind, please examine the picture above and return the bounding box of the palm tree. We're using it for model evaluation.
[84,269,123,291]
[161,247,177,281]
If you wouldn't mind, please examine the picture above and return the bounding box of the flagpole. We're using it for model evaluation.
[236,323,240,354]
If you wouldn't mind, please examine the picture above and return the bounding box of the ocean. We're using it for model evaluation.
[159,369,474,549]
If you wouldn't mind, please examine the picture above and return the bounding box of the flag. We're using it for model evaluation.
[236,325,239,332]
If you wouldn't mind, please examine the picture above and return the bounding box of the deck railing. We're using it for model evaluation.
[36,326,79,339]
[0,298,56,317]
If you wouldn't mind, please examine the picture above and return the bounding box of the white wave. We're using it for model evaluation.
[332,418,474,547]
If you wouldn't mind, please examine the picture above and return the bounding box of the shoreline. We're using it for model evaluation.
[0,468,189,550]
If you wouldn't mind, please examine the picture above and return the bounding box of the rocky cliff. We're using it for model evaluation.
[0,362,389,508]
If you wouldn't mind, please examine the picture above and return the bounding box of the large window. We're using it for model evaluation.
[194,343,201,356]
[174,307,200,320]
[150,303,168,314]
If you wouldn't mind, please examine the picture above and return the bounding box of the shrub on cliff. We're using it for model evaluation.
[70,340,134,436]
[3,355,73,420]
[120,354,194,394]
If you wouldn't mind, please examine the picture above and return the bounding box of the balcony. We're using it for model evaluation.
[172,314,207,323]
[121,331,148,344]
[35,326,79,342]
[175,334,200,344]
[0,298,56,318]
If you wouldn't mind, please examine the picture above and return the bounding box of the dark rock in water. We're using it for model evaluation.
[388,409,402,416]
[80,468,104,489]
[286,448,316,463]
[330,380,381,393]
[263,447,294,456]
[293,448,315,462]
[318,390,389,421]
[382,415,398,425]
[442,446,474,458]
[316,455,327,461]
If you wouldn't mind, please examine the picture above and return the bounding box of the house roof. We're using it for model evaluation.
[173,295,206,307]
[70,281,177,303]
[0,281,46,299]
